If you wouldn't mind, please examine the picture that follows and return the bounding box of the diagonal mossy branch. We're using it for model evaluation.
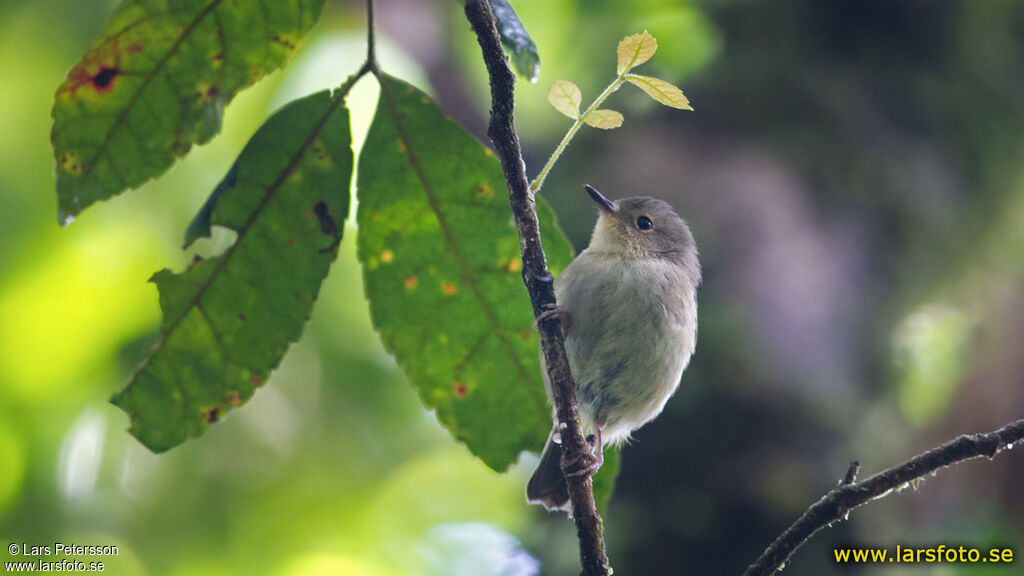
[463,1,611,575]
[743,418,1024,576]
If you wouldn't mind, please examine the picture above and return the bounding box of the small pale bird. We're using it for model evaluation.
[527,184,701,512]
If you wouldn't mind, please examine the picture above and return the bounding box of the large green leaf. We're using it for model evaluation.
[51,0,325,224]
[357,74,574,471]
[112,90,352,452]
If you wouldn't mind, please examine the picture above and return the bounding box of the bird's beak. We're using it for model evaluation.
[584,184,617,214]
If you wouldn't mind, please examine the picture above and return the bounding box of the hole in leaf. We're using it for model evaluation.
[92,67,119,90]
[313,201,337,237]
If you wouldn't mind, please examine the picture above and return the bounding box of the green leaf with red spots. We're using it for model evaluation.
[112,90,352,452]
[356,74,575,471]
[51,0,325,224]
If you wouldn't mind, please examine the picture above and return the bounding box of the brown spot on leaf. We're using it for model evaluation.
[380,249,394,263]
[227,392,242,407]
[250,374,264,387]
[476,183,493,198]
[56,39,127,101]
[202,406,220,423]
[59,151,83,174]
[287,238,294,245]
[312,142,334,165]
[91,67,119,92]
[171,138,192,156]
[271,34,297,51]
[128,42,144,54]
[58,66,94,99]
[405,276,419,289]
[238,313,246,321]
[195,83,219,102]
[453,381,468,398]
[442,283,458,295]
[503,259,522,272]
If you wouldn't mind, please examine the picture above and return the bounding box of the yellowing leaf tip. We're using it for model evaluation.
[626,75,693,110]
[617,31,657,75]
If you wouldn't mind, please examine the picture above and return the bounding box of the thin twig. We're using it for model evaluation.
[333,65,371,102]
[841,461,860,486]
[365,0,377,68]
[463,1,610,575]
[332,0,377,99]
[530,74,627,193]
[744,418,1024,576]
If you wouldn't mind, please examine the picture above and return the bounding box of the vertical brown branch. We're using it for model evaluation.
[463,1,610,574]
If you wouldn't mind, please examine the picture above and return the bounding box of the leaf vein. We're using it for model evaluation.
[454,329,495,377]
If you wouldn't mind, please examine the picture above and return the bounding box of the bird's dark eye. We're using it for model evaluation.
[636,215,653,230]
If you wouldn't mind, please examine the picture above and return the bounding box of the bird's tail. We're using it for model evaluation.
[526,429,571,513]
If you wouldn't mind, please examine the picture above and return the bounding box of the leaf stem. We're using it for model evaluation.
[333,66,371,102]
[332,0,377,100]
[365,0,378,70]
[530,73,628,193]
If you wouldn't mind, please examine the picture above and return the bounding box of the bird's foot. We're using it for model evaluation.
[563,452,601,478]
[563,433,603,478]
[533,303,570,338]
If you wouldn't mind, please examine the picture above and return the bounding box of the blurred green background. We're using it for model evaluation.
[2,0,1023,574]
